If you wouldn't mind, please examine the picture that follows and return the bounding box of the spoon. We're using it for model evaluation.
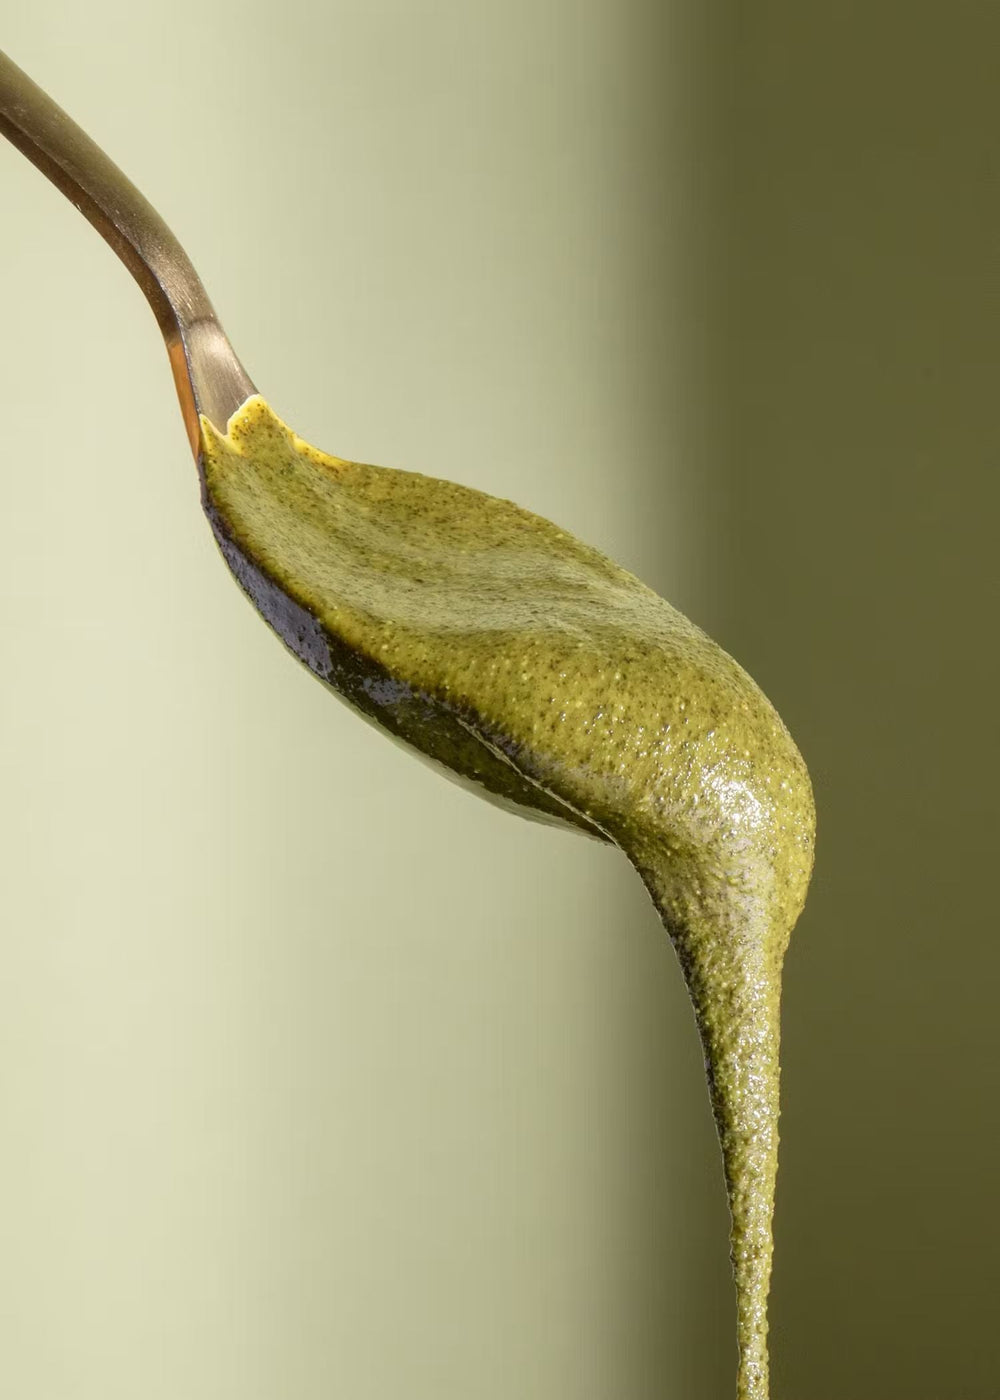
[0,46,600,835]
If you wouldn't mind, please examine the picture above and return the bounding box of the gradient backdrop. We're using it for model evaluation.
[1,4,996,1398]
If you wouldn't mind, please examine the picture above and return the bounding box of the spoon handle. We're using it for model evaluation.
[0,48,254,449]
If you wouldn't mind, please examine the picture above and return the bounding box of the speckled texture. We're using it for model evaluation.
[200,397,815,1399]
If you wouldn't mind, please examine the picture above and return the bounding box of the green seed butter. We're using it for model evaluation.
[199,395,815,1400]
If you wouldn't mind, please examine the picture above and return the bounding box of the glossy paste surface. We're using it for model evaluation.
[200,396,815,1399]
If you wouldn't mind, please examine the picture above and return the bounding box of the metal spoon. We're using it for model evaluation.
[0,48,253,456]
[0,46,611,837]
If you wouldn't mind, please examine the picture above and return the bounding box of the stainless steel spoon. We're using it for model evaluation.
[0,46,608,838]
[0,48,253,456]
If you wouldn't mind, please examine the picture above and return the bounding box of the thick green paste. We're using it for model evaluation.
[199,396,815,1400]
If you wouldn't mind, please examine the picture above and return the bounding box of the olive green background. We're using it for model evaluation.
[1,4,996,1398]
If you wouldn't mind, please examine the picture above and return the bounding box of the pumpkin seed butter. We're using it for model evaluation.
[199,395,815,1400]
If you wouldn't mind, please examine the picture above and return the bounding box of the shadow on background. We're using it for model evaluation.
[713,6,998,1396]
